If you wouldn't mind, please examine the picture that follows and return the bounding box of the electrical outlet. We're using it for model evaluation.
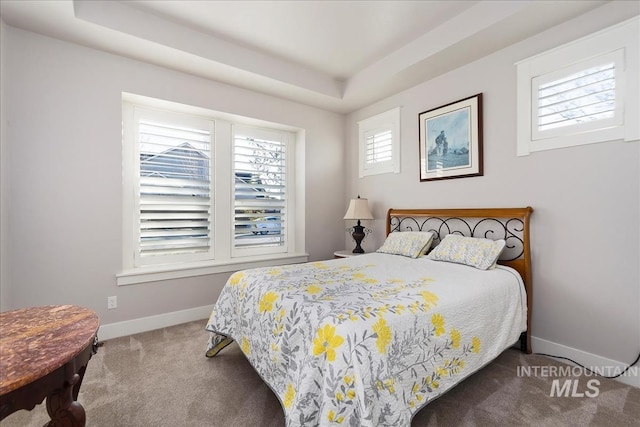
[107,296,117,310]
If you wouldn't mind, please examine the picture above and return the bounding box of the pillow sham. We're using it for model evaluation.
[426,234,506,270]
[376,231,435,258]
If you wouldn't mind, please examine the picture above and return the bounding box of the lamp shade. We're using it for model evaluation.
[343,197,374,220]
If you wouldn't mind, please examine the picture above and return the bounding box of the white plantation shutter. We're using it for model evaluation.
[365,129,393,165]
[536,63,615,131]
[134,108,214,265]
[531,50,623,141]
[233,126,288,255]
[358,107,400,177]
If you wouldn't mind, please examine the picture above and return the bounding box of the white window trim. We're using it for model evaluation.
[358,107,401,177]
[120,93,307,286]
[516,16,639,156]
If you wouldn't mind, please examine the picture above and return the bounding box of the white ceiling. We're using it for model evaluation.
[0,0,608,113]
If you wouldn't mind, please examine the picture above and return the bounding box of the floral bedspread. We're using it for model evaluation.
[206,253,526,427]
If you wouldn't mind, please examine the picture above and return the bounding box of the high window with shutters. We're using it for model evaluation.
[358,107,400,177]
[516,17,639,155]
[121,96,304,285]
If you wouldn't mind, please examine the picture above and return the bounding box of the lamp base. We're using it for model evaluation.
[351,222,365,253]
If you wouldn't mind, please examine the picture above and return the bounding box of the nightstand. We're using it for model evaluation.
[334,250,368,258]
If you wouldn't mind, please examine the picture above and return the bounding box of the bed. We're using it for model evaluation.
[205,207,533,426]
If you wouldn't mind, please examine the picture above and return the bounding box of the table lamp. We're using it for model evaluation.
[343,196,374,253]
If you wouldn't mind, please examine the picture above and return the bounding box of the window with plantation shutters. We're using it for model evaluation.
[517,17,639,156]
[121,95,305,285]
[532,51,622,141]
[358,107,400,177]
[134,107,214,266]
[233,126,288,256]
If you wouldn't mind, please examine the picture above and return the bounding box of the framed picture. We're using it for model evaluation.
[419,93,483,181]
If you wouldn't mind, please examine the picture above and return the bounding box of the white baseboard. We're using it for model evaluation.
[532,336,639,388]
[98,305,214,341]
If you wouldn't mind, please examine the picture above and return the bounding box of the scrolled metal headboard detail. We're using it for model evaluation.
[389,215,526,262]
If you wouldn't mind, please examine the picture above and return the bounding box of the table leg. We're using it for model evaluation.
[72,365,87,402]
[43,372,86,427]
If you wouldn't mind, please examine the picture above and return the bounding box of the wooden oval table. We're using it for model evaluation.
[0,305,100,426]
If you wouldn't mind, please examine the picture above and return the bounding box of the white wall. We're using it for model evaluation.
[0,25,345,326]
[346,3,640,369]
[0,19,9,311]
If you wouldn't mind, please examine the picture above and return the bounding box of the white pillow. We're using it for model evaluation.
[427,234,505,270]
[376,231,435,258]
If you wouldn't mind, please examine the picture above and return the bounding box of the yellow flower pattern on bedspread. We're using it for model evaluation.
[206,254,525,427]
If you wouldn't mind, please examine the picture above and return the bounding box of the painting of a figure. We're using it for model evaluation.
[419,94,483,181]
[425,107,470,172]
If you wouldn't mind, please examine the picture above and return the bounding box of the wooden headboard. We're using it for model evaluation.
[386,207,533,353]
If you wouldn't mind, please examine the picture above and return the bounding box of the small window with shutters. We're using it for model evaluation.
[533,55,620,139]
[516,17,638,155]
[358,107,400,177]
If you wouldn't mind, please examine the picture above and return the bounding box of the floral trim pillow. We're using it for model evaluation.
[427,234,506,270]
[376,231,435,258]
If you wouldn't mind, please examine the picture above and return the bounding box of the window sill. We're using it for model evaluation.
[116,253,309,286]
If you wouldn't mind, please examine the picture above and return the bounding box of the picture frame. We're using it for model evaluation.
[419,93,483,181]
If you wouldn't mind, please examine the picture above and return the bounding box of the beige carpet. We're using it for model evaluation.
[1,320,638,426]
